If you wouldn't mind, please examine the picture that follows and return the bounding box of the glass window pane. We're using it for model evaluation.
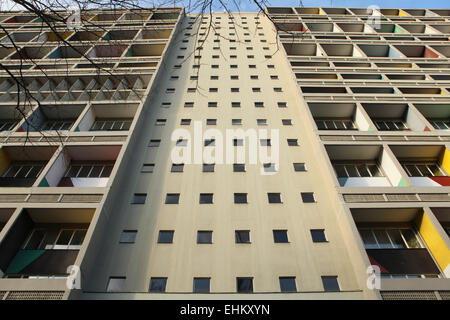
[322,276,340,292]
[359,230,377,249]
[4,165,21,177]
[345,165,358,177]
[356,164,370,177]
[237,278,253,293]
[89,166,103,178]
[66,165,81,177]
[56,230,73,246]
[91,121,103,131]
[401,229,421,248]
[78,166,92,177]
[316,121,326,130]
[24,230,46,250]
[235,231,250,243]
[429,164,444,177]
[193,278,210,293]
[373,230,392,248]
[368,164,382,177]
[197,231,212,243]
[27,165,43,178]
[101,166,113,177]
[104,121,114,130]
[70,230,87,246]
[417,165,431,177]
[387,229,406,249]
[16,165,31,178]
[279,277,297,292]
[273,230,288,243]
[112,121,123,130]
[404,165,420,177]
[333,164,347,177]
[149,278,167,292]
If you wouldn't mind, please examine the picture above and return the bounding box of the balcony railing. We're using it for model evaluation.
[0,177,36,187]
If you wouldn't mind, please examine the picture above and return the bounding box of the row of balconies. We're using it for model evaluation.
[0,145,120,188]
[326,144,450,188]
[0,102,138,134]
[284,43,450,58]
[308,102,450,134]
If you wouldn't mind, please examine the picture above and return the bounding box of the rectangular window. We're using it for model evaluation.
[141,164,155,173]
[233,139,243,146]
[206,119,217,125]
[264,163,277,173]
[90,119,131,131]
[282,119,292,126]
[257,119,267,126]
[231,88,239,92]
[204,139,215,146]
[184,102,194,108]
[278,102,287,108]
[236,278,253,293]
[120,230,137,243]
[233,164,245,172]
[180,119,191,125]
[268,193,282,203]
[235,230,250,243]
[232,119,242,126]
[402,162,446,177]
[315,119,356,130]
[165,193,180,204]
[149,277,167,292]
[322,276,340,292]
[273,230,289,243]
[250,75,258,80]
[199,193,213,204]
[260,139,271,146]
[279,277,297,292]
[358,228,422,249]
[230,75,239,80]
[208,102,218,108]
[197,231,213,244]
[311,230,327,243]
[293,163,306,172]
[333,163,383,178]
[107,277,125,292]
[231,102,241,108]
[158,231,174,243]
[254,102,264,108]
[210,75,219,80]
[132,193,146,204]
[193,278,210,293]
[234,193,247,203]
[203,164,215,172]
[171,163,184,172]
[287,139,298,146]
[301,193,315,203]
[209,88,218,92]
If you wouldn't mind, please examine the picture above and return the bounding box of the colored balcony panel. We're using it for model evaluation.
[357,44,402,58]
[0,146,56,188]
[394,45,439,58]
[41,145,120,188]
[391,145,450,187]
[150,11,180,20]
[430,46,450,58]
[326,145,402,187]
[102,30,138,41]
[267,7,295,14]
[413,103,450,131]
[20,104,85,132]
[283,43,319,56]
[87,45,128,58]
[5,15,35,23]
[0,208,93,278]
[423,208,450,277]
[9,46,55,60]
[0,31,39,43]
[137,29,172,39]
[294,7,320,14]
[125,44,165,57]
[91,13,123,22]
[68,31,105,42]
[320,44,363,57]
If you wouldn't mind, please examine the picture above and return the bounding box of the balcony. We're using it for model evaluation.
[352,208,445,278]
[20,104,85,132]
[326,145,399,187]
[0,105,22,133]
[76,103,137,131]
[0,146,56,187]
[0,209,14,232]
[413,104,450,131]
[42,145,120,188]
[391,145,450,187]
[0,208,93,278]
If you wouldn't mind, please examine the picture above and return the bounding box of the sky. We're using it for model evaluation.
[0,0,449,12]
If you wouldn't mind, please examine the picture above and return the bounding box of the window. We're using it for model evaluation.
[120,230,137,243]
[200,193,213,204]
[187,88,196,93]
[132,193,146,204]
[293,163,306,172]
[249,64,256,69]
[107,277,125,292]
[333,163,383,178]
[141,164,154,173]
[232,119,242,126]
[431,120,450,130]
[278,102,287,108]
[267,65,275,69]
[233,139,243,147]
[184,102,194,108]
[171,163,184,172]
[230,75,239,80]
[230,65,238,69]
[301,193,315,203]
[203,163,215,172]
[311,230,327,243]
[166,88,175,93]
[254,102,264,108]
[210,75,219,80]
[234,193,247,203]
[233,164,245,172]
[206,119,217,125]
[165,193,180,204]
[315,119,356,130]
[0,162,43,180]
[358,228,422,249]
[62,162,113,179]
[264,163,277,173]
[193,278,210,293]
[209,88,218,92]
[322,276,340,292]
[231,88,239,93]
[233,229,252,244]
[374,120,408,131]
[287,139,299,146]
[282,119,292,126]
[252,88,261,93]
[268,193,282,203]
[0,121,17,131]
[236,278,253,293]
[232,102,241,108]
[279,277,297,292]
[274,87,282,92]
[258,119,267,126]
[211,64,219,68]
[250,75,258,80]
[90,119,131,131]
[273,230,289,243]
[260,139,271,146]
[402,162,446,177]
[161,102,171,108]
[197,231,212,244]
[158,231,174,243]
[204,139,215,146]
[271,75,279,80]
[170,76,179,80]
[149,278,167,292]
[180,119,191,125]
[41,120,74,131]
[176,139,188,146]
[208,102,218,108]
[149,139,161,147]
[190,76,198,80]
[53,229,86,250]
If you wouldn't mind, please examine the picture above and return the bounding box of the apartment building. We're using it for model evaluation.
[0,6,449,300]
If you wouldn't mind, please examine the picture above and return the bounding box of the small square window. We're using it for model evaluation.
[197,231,212,244]
[274,87,282,92]
[170,76,179,80]
[301,193,315,203]
[233,164,245,172]
[141,164,155,173]
[161,102,171,108]
[149,277,167,292]
[158,231,174,243]
[203,163,215,172]
[249,64,256,68]
[107,277,125,292]
[267,64,274,68]
[230,65,238,69]
[166,88,175,93]
[273,230,288,243]
[190,75,198,80]
[264,163,277,173]
[199,193,213,204]
[165,193,180,204]
[322,276,340,292]
[206,119,217,125]
[271,75,279,80]
[247,55,254,59]
[211,64,219,68]
[257,119,267,126]
[120,230,137,243]
[171,163,184,172]
[237,278,253,293]
[293,163,306,172]
[282,119,292,126]
[311,230,327,243]
[260,139,271,146]
[287,139,298,146]
[180,119,191,125]
[232,119,242,125]
[235,230,250,243]
[132,193,146,204]
[234,193,247,203]
[233,139,243,147]
[279,277,297,292]
[268,193,282,203]
[187,88,196,93]
[149,139,161,147]
[193,278,210,293]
